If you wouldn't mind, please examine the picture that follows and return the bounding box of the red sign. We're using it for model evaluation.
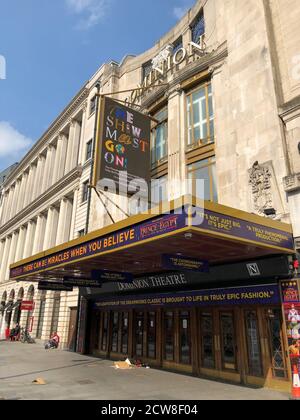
[21,301,35,311]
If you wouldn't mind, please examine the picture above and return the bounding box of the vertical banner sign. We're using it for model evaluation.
[94,96,151,196]
[281,281,300,386]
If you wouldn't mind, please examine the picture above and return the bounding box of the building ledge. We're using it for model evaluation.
[283,173,300,192]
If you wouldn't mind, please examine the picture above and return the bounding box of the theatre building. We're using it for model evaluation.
[3,0,300,392]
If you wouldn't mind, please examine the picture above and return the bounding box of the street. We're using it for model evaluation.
[0,341,290,400]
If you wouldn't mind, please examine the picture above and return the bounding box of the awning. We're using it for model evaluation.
[9,196,294,283]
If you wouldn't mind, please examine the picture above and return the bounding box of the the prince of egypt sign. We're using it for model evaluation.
[94,97,151,196]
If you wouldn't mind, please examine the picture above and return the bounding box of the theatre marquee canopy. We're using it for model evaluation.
[10,196,294,283]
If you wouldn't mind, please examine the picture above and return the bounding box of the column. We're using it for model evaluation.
[0,236,12,282]
[69,189,79,240]
[167,87,183,201]
[41,291,55,340]
[16,172,29,214]
[32,213,46,255]
[32,155,46,200]
[11,179,21,218]
[0,240,5,281]
[41,145,56,193]
[6,231,19,279]
[70,120,81,170]
[43,206,59,250]
[5,186,15,222]
[15,226,27,262]
[0,191,9,225]
[52,134,68,184]
[23,220,37,259]
[56,197,73,245]
[77,104,87,165]
[64,123,75,175]
[25,163,36,207]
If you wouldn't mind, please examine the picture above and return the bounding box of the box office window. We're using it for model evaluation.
[151,107,168,166]
[187,82,214,147]
[187,157,218,202]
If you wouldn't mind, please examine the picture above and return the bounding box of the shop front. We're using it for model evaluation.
[9,196,296,390]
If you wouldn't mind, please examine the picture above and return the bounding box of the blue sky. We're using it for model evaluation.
[0,0,194,172]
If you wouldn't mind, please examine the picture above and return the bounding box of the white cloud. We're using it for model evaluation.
[173,6,188,20]
[65,0,109,29]
[0,122,33,159]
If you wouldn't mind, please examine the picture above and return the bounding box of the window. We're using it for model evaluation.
[90,96,97,115]
[78,229,85,237]
[142,60,152,81]
[187,82,214,146]
[188,157,218,202]
[86,140,93,161]
[172,36,183,54]
[151,107,168,165]
[191,12,205,44]
[82,181,89,203]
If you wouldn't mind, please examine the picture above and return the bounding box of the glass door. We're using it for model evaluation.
[164,311,175,362]
[266,308,288,379]
[147,312,157,359]
[220,312,237,371]
[244,310,263,377]
[134,312,144,358]
[179,311,191,365]
[111,312,120,353]
[200,311,215,369]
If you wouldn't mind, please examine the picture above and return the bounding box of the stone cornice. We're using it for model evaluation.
[0,166,82,237]
[4,88,89,188]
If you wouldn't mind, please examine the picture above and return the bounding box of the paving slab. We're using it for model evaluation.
[0,340,290,400]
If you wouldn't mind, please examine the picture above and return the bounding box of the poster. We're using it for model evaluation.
[284,303,300,383]
[94,96,151,196]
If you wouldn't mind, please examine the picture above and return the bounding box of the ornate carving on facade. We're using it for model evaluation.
[249,161,274,216]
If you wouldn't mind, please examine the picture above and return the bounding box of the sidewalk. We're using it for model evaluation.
[0,341,290,400]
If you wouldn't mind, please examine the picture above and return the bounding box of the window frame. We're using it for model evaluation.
[151,106,168,167]
[86,140,93,161]
[82,181,89,203]
[185,81,214,149]
[187,156,217,202]
[89,95,97,116]
[190,11,205,44]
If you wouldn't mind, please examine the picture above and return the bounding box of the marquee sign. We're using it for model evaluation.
[10,212,187,279]
[193,207,294,251]
[94,97,151,196]
[94,285,280,310]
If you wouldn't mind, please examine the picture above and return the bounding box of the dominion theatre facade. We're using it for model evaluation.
[4,0,300,392]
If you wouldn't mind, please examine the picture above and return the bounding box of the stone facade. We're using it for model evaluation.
[1,0,300,348]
